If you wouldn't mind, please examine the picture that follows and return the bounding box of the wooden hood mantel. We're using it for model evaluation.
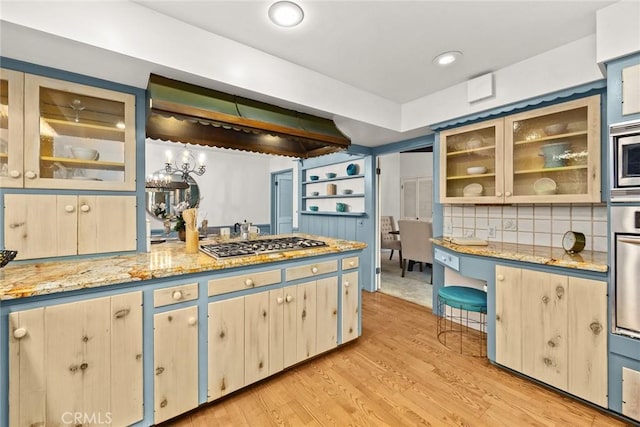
[146,74,351,158]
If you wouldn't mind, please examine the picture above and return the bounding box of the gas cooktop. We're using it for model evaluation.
[200,237,327,259]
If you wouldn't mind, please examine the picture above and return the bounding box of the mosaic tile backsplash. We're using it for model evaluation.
[442,204,608,252]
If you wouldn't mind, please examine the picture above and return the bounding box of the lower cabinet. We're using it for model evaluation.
[341,271,359,343]
[623,367,640,421]
[154,305,199,424]
[244,292,270,385]
[4,193,137,260]
[8,291,143,427]
[495,265,607,407]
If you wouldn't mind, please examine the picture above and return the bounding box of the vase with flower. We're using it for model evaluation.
[173,201,190,241]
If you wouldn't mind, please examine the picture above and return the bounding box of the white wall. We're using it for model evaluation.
[145,139,298,230]
[596,1,640,65]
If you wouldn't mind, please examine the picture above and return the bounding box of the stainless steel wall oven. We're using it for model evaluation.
[610,119,640,201]
[611,206,640,339]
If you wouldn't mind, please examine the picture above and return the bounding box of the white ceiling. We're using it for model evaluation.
[0,0,617,147]
[136,0,612,103]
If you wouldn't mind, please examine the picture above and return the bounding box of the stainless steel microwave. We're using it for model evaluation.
[611,119,640,201]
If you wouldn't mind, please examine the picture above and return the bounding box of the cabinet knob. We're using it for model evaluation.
[65,205,75,213]
[9,170,21,178]
[13,327,27,339]
[497,274,505,281]
[496,192,502,197]
[24,171,36,179]
[187,316,197,326]
[80,204,90,213]
[311,267,319,274]
[244,278,254,287]
[505,191,512,197]
[172,290,183,300]
[276,296,284,304]
[349,261,355,267]
[344,281,350,287]
[285,295,293,303]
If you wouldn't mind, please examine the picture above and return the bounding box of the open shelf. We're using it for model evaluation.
[301,211,366,217]
[303,174,364,184]
[303,194,364,199]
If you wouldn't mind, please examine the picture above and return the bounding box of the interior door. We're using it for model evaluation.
[272,169,293,234]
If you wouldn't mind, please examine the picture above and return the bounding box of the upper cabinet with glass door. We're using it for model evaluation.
[440,118,504,204]
[504,96,600,203]
[0,68,25,189]
[439,95,601,204]
[6,72,136,191]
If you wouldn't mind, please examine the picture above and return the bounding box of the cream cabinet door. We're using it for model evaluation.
[208,296,245,401]
[8,292,143,427]
[282,285,298,368]
[245,292,270,385]
[567,277,607,407]
[296,281,317,363]
[269,288,285,374]
[77,195,136,254]
[4,194,77,259]
[495,265,522,371]
[521,269,568,391]
[341,271,359,343]
[0,68,25,189]
[316,277,338,354]
[622,367,640,421]
[154,305,199,424]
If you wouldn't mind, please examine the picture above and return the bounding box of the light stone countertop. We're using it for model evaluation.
[0,234,366,301]
[431,237,608,273]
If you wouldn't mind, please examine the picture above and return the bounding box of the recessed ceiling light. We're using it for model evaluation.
[268,1,304,28]
[433,51,463,66]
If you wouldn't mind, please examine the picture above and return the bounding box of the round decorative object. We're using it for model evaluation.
[311,191,319,196]
[325,172,337,179]
[543,123,568,136]
[309,205,319,211]
[309,175,319,181]
[562,231,586,254]
[533,177,557,195]
[346,163,359,176]
[466,166,487,175]
[462,183,483,197]
[342,189,353,195]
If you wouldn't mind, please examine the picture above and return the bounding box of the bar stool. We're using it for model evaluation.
[436,286,487,357]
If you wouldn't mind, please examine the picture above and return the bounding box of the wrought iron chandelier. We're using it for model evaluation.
[164,144,206,182]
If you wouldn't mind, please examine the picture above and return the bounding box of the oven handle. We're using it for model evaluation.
[618,236,640,245]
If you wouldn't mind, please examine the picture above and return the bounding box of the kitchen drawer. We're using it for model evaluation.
[286,260,338,282]
[208,269,281,296]
[341,256,359,270]
[154,283,199,308]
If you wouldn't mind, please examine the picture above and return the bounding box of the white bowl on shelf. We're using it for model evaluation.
[543,123,568,136]
[463,183,483,197]
[533,177,557,195]
[71,147,99,161]
[466,166,487,175]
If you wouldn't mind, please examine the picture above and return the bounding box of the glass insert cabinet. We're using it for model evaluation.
[1,69,136,191]
[439,95,601,204]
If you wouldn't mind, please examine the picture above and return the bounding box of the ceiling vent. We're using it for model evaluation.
[146,75,350,158]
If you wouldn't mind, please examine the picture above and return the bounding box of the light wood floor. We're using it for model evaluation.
[167,291,631,427]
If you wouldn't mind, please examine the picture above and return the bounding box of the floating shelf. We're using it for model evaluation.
[513,130,587,145]
[303,194,364,199]
[303,174,364,184]
[301,211,366,217]
[446,145,496,157]
[513,164,587,175]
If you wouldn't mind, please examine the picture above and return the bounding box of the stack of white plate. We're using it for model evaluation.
[534,178,557,195]
[463,183,483,197]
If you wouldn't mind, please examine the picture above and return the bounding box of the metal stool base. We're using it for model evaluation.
[436,295,487,358]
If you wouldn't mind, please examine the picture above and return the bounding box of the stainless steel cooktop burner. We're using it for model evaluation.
[200,237,327,259]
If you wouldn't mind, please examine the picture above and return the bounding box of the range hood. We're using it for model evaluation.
[146,75,350,158]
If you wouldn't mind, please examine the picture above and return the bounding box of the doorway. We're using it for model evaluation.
[271,169,294,234]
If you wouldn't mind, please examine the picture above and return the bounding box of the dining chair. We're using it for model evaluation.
[380,216,402,267]
[397,219,434,283]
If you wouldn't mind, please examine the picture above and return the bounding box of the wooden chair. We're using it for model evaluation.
[380,216,402,267]
[397,219,433,283]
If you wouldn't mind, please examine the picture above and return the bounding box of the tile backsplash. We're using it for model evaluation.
[443,204,608,252]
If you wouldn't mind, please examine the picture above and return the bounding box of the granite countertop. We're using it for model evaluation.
[431,237,608,273]
[0,234,366,301]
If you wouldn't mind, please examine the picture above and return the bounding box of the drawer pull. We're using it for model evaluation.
[496,192,502,197]
[311,267,319,274]
[9,170,20,178]
[285,295,293,303]
[24,170,36,179]
[172,290,183,300]
[13,327,27,339]
[505,191,512,197]
[80,204,90,213]
[276,296,284,304]
[187,316,197,326]
[64,205,75,213]
[344,281,350,287]
[497,274,505,281]
[244,278,254,287]
[349,261,355,267]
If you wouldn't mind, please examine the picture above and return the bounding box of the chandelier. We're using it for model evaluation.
[164,144,206,182]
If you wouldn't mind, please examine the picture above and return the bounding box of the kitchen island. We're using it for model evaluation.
[0,234,366,426]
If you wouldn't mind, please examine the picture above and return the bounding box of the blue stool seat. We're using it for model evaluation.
[438,286,487,313]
